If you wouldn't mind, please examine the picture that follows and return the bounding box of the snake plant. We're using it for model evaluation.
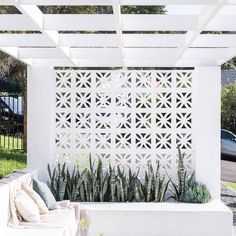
[48,150,210,203]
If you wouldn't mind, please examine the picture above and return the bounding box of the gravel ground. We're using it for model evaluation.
[221,183,236,225]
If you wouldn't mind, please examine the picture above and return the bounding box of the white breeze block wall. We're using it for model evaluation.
[53,70,194,178]
[27,66,221,198]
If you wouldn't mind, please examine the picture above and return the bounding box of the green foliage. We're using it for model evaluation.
[47,156,169,202]
[0,6,20,14]
[221,84,236,134]
[169,147,193,202]
[142,162,170,202]
[0,148,26,179]
[169,147,211,203]
[121,6,166,14]
[222,58,236,70]
[183,182,211,203]
[48,150,211,204]
[0,77,24,93]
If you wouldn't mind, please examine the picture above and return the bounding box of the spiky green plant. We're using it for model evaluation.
[143,162,169,202]
[169,147,195,202]
[47,162,67,201]
[48,153,213,203]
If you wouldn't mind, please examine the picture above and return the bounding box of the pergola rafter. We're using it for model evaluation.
[0,0,236,67]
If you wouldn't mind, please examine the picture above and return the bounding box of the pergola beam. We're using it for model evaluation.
[0,0,235,67]
[14,3,77,65]
[3,33,236,48]
[174,1,226,66]
[0,0,223,6]
[1,14,236,31]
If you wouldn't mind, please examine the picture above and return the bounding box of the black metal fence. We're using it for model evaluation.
[0,93,24,150]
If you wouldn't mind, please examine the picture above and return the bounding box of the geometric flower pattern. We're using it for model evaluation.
[75,113,91,129]
[176,113,192,129]
[156,133,172,149]
[135,153,152,175]
[95,113,111,129]
[55,70,194,177]
[75,92,91,109]
[135,72,152,88]
[95,133,112,149]
[176,71,192,89]
[56,112,72,129]
[154,71,172,89]
[114,113,131,129]
[75,133,91,149]
[136,92,152,108]
[115,93,132,108]
[156,113,172,129]
[176,92,192,109]
[115,133,131,149]
[96,93,112,109]
[156,92,172,109]
[75,72,92,88]
[156,153,172,174]
[115,154,132,170]
[135,133,152,149]
[135,113,152,129]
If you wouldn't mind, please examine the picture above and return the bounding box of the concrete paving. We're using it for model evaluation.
[221,160,236,182]
[221,160,236,235]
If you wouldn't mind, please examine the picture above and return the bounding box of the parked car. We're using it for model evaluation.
[221,129,236,159]
[0,96,24,136]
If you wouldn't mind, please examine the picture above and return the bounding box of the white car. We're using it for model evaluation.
[221,129,236,158]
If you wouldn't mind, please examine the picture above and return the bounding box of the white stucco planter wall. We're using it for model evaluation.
[83,201,232,236]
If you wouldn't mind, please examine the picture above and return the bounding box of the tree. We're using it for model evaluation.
[221,84,236,133]
[222,58,236,70]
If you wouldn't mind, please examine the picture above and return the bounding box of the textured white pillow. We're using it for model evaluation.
[15,191,40,223]
[22,183,49,214]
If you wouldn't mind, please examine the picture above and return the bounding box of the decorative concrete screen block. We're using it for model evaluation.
[54,70,194,177]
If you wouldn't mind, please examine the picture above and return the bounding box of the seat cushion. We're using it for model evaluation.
[7,207,78,236]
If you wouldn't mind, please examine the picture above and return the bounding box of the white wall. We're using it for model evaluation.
[27,66,222,200]
[194,66,221,199]
[27,66,55,181]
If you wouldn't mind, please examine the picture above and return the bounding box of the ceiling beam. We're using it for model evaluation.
[15,3,77,66]
[174,0,226,66]
[2,14,236,32]
[0,0,222,6]
[112,0,123,67]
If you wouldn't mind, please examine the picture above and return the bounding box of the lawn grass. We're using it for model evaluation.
[0,148,26,179]
[0,135,23,150]
[224,181,236,192]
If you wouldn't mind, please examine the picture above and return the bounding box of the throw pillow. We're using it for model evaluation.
[15,191,40,223]
[33,179,57,210]
[22,183,49,214]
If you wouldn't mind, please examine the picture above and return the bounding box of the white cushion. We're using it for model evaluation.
[14,191,40,223]
[7,207,78,236]
[22,183,49,215]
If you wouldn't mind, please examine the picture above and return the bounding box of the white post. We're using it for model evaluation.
[194,66,221,199]
[27,66,55,181]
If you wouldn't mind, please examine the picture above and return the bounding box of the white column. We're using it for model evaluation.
[194,66,221,199]
[27,66,55,181]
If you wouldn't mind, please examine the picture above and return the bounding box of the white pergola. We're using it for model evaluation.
[0,0,234,200]
[0,0,236,67]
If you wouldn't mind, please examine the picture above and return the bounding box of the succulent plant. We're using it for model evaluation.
[48,150,210,204]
